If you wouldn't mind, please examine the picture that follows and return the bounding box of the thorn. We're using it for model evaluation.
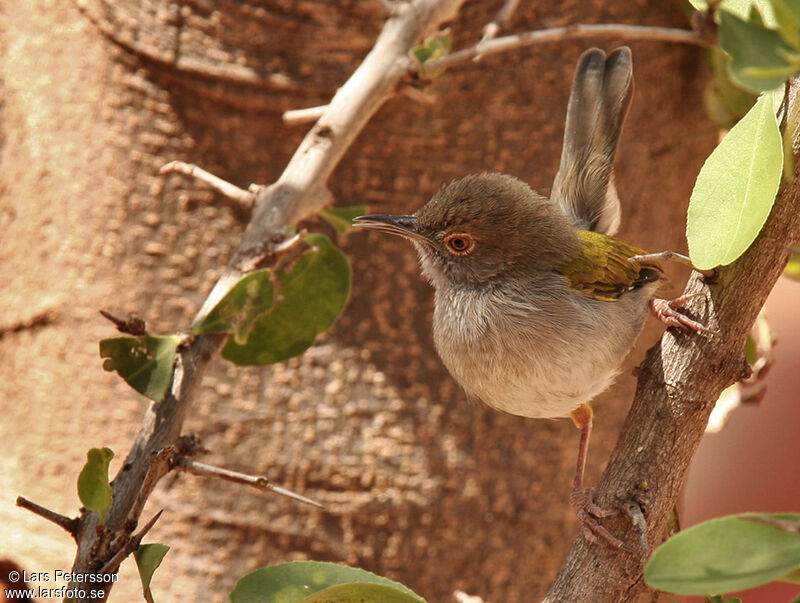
[100,310,147,335]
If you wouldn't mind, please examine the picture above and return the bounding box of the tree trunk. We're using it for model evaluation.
[0,1,713,600]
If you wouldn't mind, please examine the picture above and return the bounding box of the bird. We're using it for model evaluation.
[353,47,707,550]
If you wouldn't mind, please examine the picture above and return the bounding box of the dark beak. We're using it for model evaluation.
[352,214,430,245]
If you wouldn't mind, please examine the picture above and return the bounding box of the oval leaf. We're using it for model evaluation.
[645,512,800,595]
[303,583,425,603]
[77,447,114,524]
[319,205,367,234]
[100,335,181,402]
[687,90,783,270]
[230,561,425,603]
[134,543,169,597]
[222,234,351,366]
[192,269,274,344]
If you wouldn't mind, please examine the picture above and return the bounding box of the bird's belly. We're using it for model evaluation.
[432,286,646,419]
[438,334,620,419]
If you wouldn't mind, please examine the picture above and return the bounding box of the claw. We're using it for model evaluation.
[570,488,635,553]
[650,295,716,335]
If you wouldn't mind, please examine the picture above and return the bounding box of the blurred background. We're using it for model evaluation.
[1,1,793,601]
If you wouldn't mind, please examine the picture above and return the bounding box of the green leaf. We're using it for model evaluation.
[229,561,426,603]
[77,447,114,524]
[192,269,274,345]
[302,583,425,603]
[222,234,351,366]
[704,48,758,128]
[100,335,181,402]
[720,8,800,92]
[134,543,169,601]
[687,90,783,270]
[319,205,367,234]
[764,0,800,46]
[719,0,778,27]
[688,0,779,26]
[645,512,800,595]
[410,32,452,78]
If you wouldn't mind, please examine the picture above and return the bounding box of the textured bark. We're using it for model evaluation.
[1,1,714,601]
[545,82,800,602]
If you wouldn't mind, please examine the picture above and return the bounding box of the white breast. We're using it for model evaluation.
[431,277,652,419]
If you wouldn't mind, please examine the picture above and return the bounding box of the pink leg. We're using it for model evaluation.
[569,404,633,553]
[650,294,714,334]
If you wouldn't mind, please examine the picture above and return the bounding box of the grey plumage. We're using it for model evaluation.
[551,47,633,236]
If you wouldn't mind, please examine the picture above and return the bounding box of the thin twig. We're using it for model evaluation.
[477,0,520,53]
[173,457,324,509]
[283,104,328,126]
[400,85,438,105]
[66,2,468,599]
[623,501,648,557]
[17,496,79,539]
[98,510,164,576]
[428,24,714,72]
[127,448,173,528]
[160,161,255,210]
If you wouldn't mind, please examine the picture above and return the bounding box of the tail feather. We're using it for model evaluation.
[551,47,633,236]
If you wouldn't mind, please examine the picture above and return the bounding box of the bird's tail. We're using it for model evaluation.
[551,47,633,236]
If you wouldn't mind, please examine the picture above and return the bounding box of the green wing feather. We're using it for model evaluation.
[561,230,663,302]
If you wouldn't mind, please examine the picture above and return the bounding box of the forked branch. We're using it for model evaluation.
[545,79,800,602]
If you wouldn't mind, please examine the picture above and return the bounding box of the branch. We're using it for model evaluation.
[282,104,328,126]
[427,24,713,72]
[478,0,520,46]
[544,79,800,602]
[16,496,79,539]
[66,1,466,600]
[98,509,164,576]
[160,161,256,211]
[173,457,324,509]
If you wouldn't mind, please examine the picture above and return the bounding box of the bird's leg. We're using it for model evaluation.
[569,404,634,553]
[650,294,715,334]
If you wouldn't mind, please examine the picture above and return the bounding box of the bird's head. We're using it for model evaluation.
[354,173,580,287]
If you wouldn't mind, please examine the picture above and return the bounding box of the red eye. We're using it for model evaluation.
[444,233,475,256]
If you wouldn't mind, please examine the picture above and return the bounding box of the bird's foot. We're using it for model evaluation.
[650,294,715,334]
[570,487,635,553]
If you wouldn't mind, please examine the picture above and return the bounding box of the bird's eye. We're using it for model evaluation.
[443,232,476,256]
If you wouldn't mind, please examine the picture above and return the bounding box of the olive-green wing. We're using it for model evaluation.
[561,230,662,302]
